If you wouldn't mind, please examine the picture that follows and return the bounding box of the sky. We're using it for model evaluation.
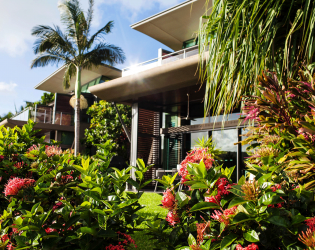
[0,0,187,116]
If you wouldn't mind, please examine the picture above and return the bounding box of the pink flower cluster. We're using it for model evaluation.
[211,206,237,226]
[45,228,58,234]
[305,217,315,232]
[27,144,39,152]
[179,148,215,183]
[161,188,180,226]
[45,145,62,157]
[0,234,15,249]
[268,184,284,208]
[236,243,259,250]
[4,178,36,196]
[105,232,137,250]
[14,162,26,169]
[52,198,64,212]
[161,189,175,210]
[0,155,4,162]
[166,210,180,227]
[205,178,232,204]
[270,184,281,192]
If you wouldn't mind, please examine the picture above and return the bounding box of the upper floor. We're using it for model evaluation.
[122,0,209,77]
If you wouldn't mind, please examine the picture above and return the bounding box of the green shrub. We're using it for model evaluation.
[0,121,152,250]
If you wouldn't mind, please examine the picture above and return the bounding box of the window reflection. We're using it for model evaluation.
[212,129,238,181]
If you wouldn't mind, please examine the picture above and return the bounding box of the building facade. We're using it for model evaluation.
[89,0,249,183]
[0,65,121,151]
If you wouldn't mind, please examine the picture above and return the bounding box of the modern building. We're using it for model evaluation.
[89,0,248,183]
[0,65,121,151]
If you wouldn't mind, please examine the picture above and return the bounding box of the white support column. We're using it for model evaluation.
[158,48,163,66]
[130,102,139,182]
[52,93,57,124]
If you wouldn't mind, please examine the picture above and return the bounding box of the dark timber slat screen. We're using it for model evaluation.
[137,109,160,187]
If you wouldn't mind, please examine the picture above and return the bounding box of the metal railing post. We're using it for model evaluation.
[44,110,46,123]
[183,48,186,59]
[60,112,62,125]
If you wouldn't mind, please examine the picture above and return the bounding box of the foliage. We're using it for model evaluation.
[0,121,152,249]
[147,70,315,249]
[198,0,315,117]
[241,69,315,189]
[85,100,131,160]
[193,137,225,161]
[30,0,126,155]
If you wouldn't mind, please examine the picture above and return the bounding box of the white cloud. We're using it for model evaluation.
[0,1,61,57]
[0,82,18,94]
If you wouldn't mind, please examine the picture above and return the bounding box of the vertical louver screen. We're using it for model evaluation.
[137,109,160,187]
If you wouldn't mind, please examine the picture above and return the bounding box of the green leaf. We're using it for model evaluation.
[238,176,245,185]
[257,173,272,184]
[188,234,196,246]
[190,202,220,212]
[244,230,259,242]
[176,191,189,208]
[127,179,140,190]
[220,233,237,249]
[118,199,138,208]
[191,183,209,189]
[228,197,247,208]
[231,212,252,224]
[268,216,290,227]
[291,214,306,226]
[136,158,146,171]
[79,227,97,236]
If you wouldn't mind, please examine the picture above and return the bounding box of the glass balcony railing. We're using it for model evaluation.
[122,45,199,77]
[11,106,74,126]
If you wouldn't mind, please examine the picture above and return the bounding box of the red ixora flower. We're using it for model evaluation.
[6,243,15,250]
[161,189,175,210]
[4,178,36,196]
[179,148,215,183]
[45,145,62,157]
[0,155,4,162]
[211,206,237,226]
[45,228,58,234]
[205,178,233,204]
[166,210,180,226]
[236,243,259,250]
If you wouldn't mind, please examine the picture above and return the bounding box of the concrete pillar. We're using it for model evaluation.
[130,102,139,181]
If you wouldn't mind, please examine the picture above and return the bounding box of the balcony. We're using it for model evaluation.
[122,45,199,77]
[11,105,74,126]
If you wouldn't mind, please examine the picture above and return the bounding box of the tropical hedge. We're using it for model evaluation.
[0,121,151,250]
[149,69,315,250]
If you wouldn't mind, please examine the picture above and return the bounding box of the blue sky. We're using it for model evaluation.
[0,0,186,116]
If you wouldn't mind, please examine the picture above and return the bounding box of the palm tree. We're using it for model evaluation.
[198,0,315,119]
[31,0,125,155]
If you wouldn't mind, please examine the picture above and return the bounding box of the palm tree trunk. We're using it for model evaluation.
[74,66,82,156]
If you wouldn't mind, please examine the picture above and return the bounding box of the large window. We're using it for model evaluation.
[81,76,111,93]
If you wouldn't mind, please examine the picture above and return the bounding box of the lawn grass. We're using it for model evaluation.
[130,192,168,250]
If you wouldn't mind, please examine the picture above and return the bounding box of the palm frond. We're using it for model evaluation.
[83,43,126,67]
[86,0,94,36]
[199,0,315,118]
[62,63,77,89]
[87,21,114,49]
[32,25,76,59]
[31,54,65,68]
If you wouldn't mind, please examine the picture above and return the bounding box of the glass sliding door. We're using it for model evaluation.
[212,129,238,181]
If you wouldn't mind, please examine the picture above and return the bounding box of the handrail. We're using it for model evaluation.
[122,45,199,72]
[11,107,32,119]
